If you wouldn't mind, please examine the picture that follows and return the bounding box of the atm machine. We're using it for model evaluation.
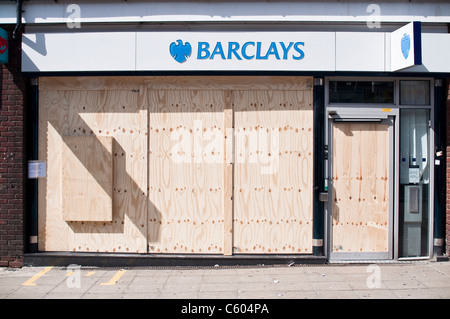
[400,109,429,257]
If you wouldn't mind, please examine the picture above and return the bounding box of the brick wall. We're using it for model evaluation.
[0,26,27,268]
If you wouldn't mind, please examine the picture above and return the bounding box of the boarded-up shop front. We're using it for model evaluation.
[38,76,314,255]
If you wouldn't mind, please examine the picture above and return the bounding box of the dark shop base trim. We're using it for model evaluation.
[23,252,327,268]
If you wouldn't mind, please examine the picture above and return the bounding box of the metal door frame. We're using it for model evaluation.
[324,76,435,261]
[325,107,397,261]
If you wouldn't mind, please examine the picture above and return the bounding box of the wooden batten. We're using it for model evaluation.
[223,93,234,256]
[39,76,144,91]
[144,76,313,91]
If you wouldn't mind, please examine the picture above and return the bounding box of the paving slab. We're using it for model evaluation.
[0,261,449,300]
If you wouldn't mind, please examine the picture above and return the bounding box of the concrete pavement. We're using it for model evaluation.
[0,261,450,299]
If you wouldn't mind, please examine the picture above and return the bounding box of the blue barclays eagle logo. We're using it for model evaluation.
[169,39,192,63]
[401,33,410,60]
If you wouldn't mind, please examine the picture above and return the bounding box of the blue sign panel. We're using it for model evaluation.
[0,28,8,64]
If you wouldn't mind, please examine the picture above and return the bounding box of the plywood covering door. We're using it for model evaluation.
[331,121,391,257]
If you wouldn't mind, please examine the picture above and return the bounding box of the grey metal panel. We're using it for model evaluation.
[330,252,390,261]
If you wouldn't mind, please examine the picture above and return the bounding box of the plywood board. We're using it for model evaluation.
[331,122,390,253]
[148,89,225,254]
[38,86,148,253]
[40,76,313,92]
[233,89,314,254]
[39,76,144,91]
[62,136,113,222]
[39,75,315,255]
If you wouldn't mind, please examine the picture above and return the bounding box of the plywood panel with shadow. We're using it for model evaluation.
[38,80,148,253]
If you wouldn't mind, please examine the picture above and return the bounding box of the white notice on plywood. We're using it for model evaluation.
[28,161,46,179]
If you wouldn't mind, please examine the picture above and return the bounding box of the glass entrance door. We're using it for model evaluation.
[398,109,431,258]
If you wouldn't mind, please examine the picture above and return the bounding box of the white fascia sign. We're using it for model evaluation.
[391,21,422,71]
[136,32,336,71]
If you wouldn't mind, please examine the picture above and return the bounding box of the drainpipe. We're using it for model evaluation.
[28,78,39,253]
[12,0,23,40]
[433,79,445,258]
